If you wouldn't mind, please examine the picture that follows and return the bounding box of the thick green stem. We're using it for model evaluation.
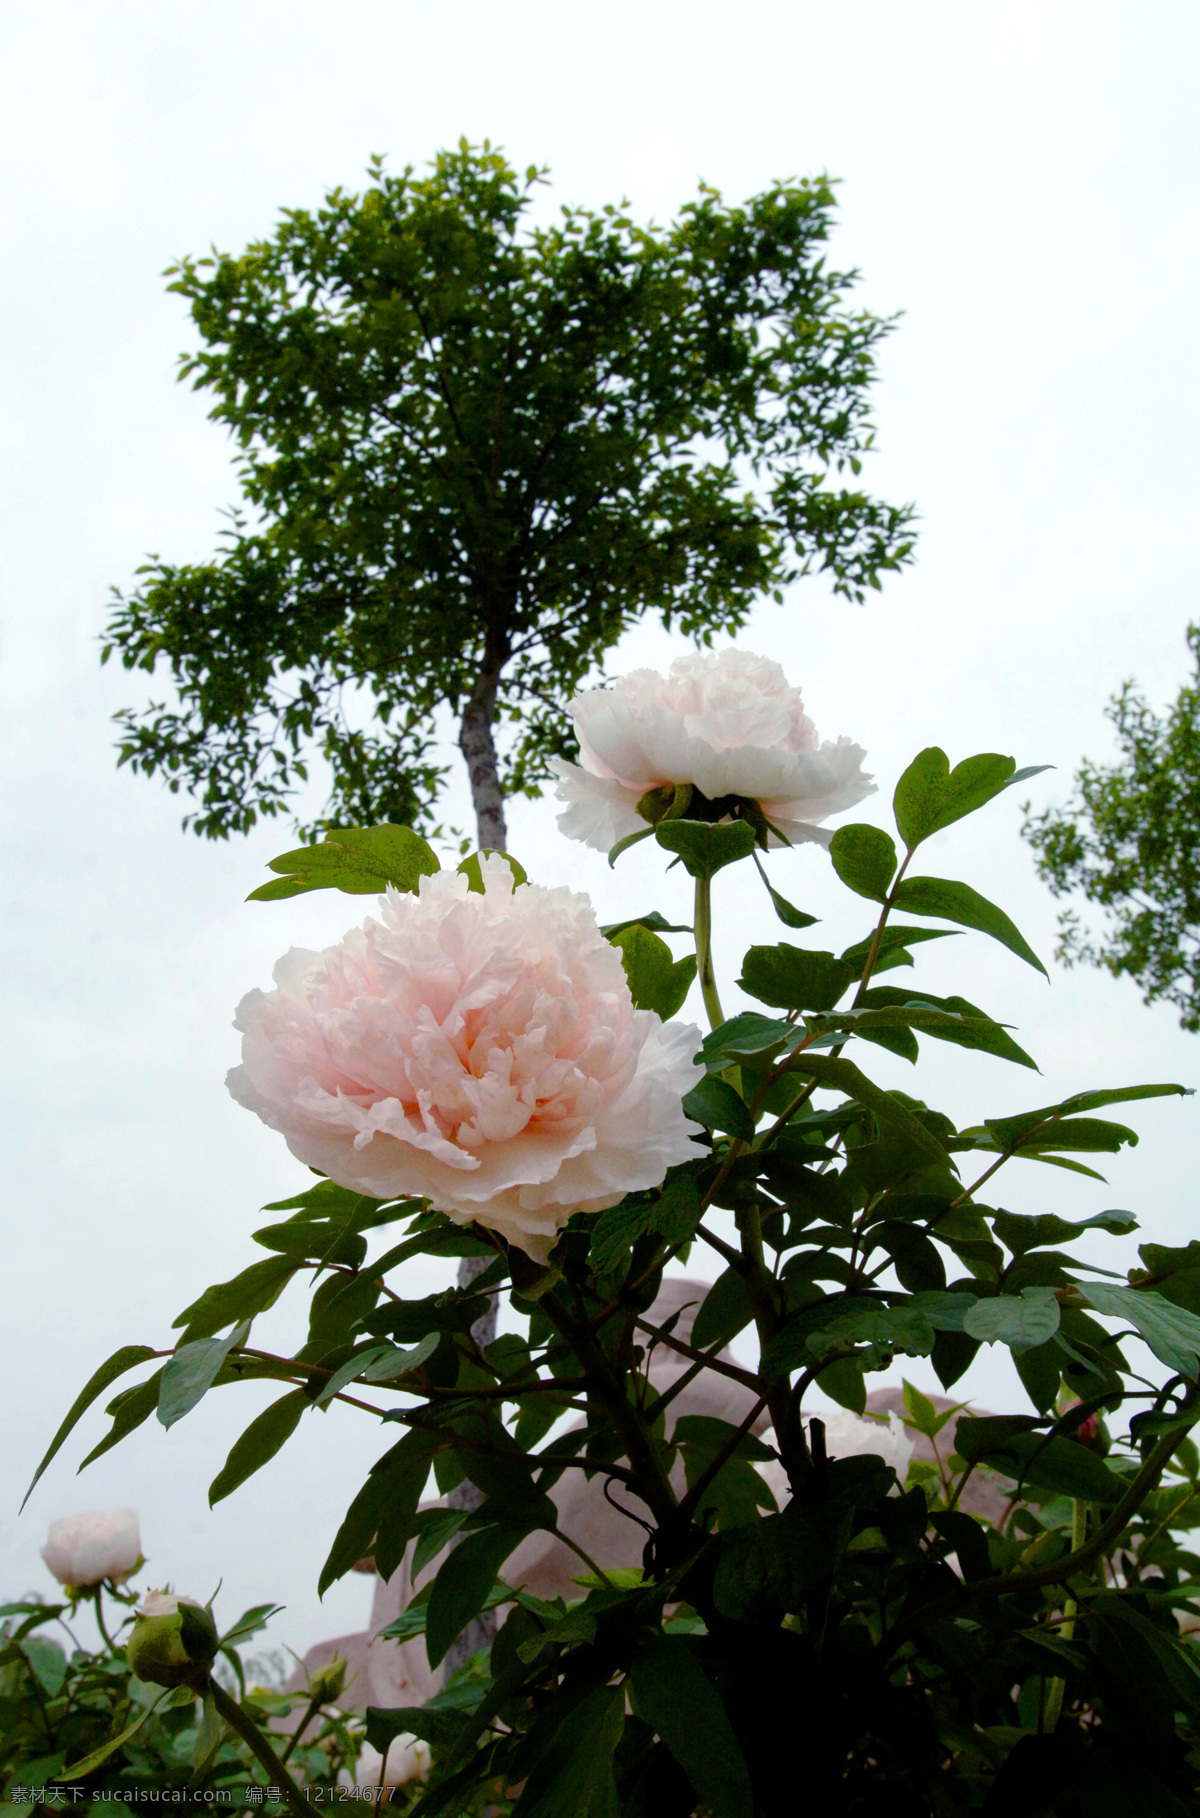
[209,1680,308,1818]
[694,872,725,1031]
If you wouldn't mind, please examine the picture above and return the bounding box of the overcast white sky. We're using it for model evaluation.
[3,0,1199,1658]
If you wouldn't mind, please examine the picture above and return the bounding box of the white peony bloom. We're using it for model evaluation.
[757,1412,915,1504]
[42,1510,142,1588]
[354,1740,431,1789]
[228,857,704,1262]
[551,648,873,852]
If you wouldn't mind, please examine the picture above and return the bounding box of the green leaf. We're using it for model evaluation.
[365,1704,468,1758]
[248,824,440,900]
[841,924,960,978]
[158,1322,250,1429]
[738,944,857,1011]
[692,1268,754,1350]
[829,824,898,902]
[892,748,1019,849]
[457,849,528,893]
[511,1684,625,1818]
[209,1391,308,1505]
[600,911,692,939]
[78,1370,165,1469]
[607,825,656,866]
[954,1415,1129,1502]
[173,1256,297,1343]
[654,819,757,878]
[611,923,697,1018]
[682,1077,755,1140]
[766,1300,935,1368]
[906,1291,979,1332]
[890,875,1047,976]
[218,1602,284,1649]
[425,1524,532,1669]
[776,1054,950,1165]
[991,1208,1137,1255]
[962,1289,1061,1353]
[856,986,1038,1070]
[699,1012,793,1070]
[629,1635,753,1818]
[60,1692,165,1779]
[1084,1285,1200,1378]
[252,1219,368,1268]
[314,1333,439,1403]
[902,1379,955,1439]
[23,1344,157,1508]
[751,852,819,927]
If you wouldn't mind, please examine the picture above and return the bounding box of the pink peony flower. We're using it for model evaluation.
[227,858,703,1261]
[550,648,873,852]
[42,1509,142,1588]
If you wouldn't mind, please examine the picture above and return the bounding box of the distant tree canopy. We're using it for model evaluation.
[1025,623,1200,1029]
[103,141,915,850]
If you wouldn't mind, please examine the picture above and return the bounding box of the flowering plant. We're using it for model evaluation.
[32,677,1200,1815]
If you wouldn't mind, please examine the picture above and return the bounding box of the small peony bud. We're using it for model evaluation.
[126,1590,218,1688]
[42,1509,142,1592]
[308,1657,347,1704]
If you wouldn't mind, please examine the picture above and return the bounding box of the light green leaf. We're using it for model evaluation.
[314,1334,439,1404]
[893,748,1019,849]
[751,852,819,927]
[699,1012,793,1070]
[248,824,440,900]
[962,1289,1061,1354]
[457,849,527,893]
[158,1322,250,1430]
[829,824,898,902]
[1084,1285,1200,1378]
[776,1053,949,1165]
[804,1302,935,1361]
[890,875,1047,976]
[611,923,697,1018]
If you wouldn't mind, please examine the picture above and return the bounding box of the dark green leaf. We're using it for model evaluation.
[425,1523,532,1669]
[776,1054,950,1165]
[841,924,960,978]
[511,1685,625,1818]
[892,747,1018,848]
[173,1255,297,1343]
[991,1208,1137,1255]
[249,824,440,900]
[698,1011,792,1070]
[629,1636,753,1818]
[751,852,819,927]
[682,1077,755,1140]
[692,1268,754,1350]
[611,923,697,1018]
[829,823,898,901]
[61,1694,165,1779]
[891,875,1047,976]
[738,944,857,1011]
[954,1415,1129,1501]
[23,1344,157,1508]
[78,1370,165,1468]
[209,1390,307,1504]
[601,911,692,939]
[654,819,757,878]
[366,1704,468,1756]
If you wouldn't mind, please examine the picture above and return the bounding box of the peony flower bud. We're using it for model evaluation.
[550,648,873,853]
[42,1509,142,1592]
[227,857,703,1262]
[126,1590,218,1688]
[307,1657,347,1704]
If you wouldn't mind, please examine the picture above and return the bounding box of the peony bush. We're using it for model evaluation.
[29,651,1200,1815]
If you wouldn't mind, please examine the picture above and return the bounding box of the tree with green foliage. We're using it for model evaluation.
[101,141,914,850]
[1025,623,1200,1030]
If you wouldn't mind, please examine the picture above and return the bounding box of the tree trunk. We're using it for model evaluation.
[458,675,507,853]
[444,669,505,1681]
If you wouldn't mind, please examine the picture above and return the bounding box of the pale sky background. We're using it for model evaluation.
[3,0,1199,1661]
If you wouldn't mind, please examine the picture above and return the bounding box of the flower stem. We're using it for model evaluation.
[93,1586,118,1656]
[694,872,725,1031]
[1042,1498,1088,1732]
[209,1680,309,1818]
